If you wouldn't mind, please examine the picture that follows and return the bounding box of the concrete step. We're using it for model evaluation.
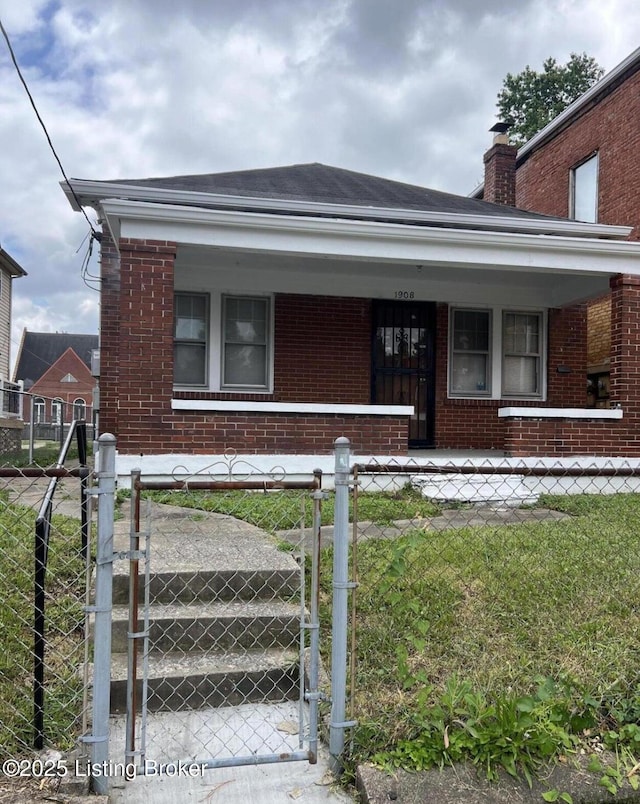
[110,600,301,653]
[412,472,538,506]
[109,649,300,714]
[112,567,300,605]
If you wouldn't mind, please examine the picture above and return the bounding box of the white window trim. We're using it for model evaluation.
[569,152,599,223]
[173,290,274,393]
[52,397,64,425]
[448,307,492,397]
[220,294,273,391]
[501,309,544,399]
[448,305,547,401]
[174,291,210,388]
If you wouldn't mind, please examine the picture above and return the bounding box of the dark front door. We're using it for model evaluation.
[372,300,436,447]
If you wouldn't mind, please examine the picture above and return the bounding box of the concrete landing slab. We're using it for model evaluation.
[108,702,354,803]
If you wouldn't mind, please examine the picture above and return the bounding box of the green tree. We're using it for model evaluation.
[496,52,604,146]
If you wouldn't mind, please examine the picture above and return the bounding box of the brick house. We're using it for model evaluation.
[474,47,640,414]
[13,331,98,427]
[62,162,640,472]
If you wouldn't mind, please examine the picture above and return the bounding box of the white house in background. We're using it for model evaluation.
[0,245,26,381]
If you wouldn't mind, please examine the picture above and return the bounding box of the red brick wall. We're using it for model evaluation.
[515,68,640,238]
[104,252,403,453]
[24,350,95,422]
[483,142,517,206]
[547,305,587,405]
[274,295,371,402]
[115,238,177,450]
[98,229,121,436]
[610,275,640,422]
[157,413,407,455]
[503,418,633,456]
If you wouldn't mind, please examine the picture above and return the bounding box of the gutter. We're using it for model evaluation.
[0,246,27,277]
[63,180,631,240]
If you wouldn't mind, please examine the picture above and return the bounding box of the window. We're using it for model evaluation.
[174,293,208,386]
[449,307,545,399]
[52,398,63,425]
[450,309,491,395]
[33,397,45,423]
[502,312,542,397]
[570,154,598,223]
[73,398,86,420]
[222,295,270,389]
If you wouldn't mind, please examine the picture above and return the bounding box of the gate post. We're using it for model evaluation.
[91,434,116,795]
[329,436,353,770]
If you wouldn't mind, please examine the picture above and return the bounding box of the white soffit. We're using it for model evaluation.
[100,198,640,277]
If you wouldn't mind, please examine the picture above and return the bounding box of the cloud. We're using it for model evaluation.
[1,0,640,369]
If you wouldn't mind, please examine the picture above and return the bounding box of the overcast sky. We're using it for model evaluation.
[1,0,639,370]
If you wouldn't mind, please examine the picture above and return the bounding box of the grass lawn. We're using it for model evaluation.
[340,491,640,783]
[0,496,86,755]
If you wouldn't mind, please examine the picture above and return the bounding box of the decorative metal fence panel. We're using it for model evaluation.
[114,459,325,772]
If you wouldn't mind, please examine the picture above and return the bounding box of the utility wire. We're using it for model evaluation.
[0,17,100,239]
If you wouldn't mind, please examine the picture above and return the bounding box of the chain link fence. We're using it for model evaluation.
[112,467,324,770]
[0,469,91,761]
[340,457,640,781]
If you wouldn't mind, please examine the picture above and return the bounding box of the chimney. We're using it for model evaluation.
[483,122,517,206]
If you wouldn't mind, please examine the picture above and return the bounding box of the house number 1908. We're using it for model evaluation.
[394,291,415,299]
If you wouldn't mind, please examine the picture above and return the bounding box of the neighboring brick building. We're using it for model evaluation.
[13,331,98,426]
[473,47,640,453]
[63,162,640,473]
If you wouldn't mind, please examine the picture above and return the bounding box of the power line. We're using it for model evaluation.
[0,17,100,240]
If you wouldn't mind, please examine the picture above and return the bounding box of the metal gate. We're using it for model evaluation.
[115,461,325,772]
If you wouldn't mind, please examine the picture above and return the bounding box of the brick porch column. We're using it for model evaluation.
[118,238,177,452]
[98,229,121,437]
[546,304,587,406]
[610,275,640,436]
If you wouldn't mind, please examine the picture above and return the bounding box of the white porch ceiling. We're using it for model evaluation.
[177,245,609,308]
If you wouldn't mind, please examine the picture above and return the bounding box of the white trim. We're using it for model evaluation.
[97,199,640,278]
[112,451,640,493]
[66,182,633,240]
[498,406,623,419]
[448,305,547,401]
[570,153,599,223]
[171,399,414,416]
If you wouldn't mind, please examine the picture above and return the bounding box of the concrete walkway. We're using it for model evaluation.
[107,500,355,804]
